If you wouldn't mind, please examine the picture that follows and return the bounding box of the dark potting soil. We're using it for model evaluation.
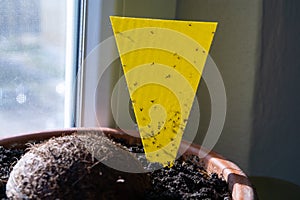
[145,157,231,200]
[0,146,24,199]
[0,138,231,200]
[119,139,232,200]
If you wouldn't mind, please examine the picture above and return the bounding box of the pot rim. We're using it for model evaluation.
[0,127,256,200]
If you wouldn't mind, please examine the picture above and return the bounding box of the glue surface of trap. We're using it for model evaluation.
[110,16,217,166]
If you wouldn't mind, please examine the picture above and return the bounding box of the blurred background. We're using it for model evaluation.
[0,0,66,134]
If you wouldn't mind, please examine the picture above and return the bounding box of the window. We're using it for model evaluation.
[0,0,80,136]
[0,0,176,135]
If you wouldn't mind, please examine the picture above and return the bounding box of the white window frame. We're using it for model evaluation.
[65,0,82,127]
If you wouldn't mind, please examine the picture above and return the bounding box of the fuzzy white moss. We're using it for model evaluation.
[6,133,149,199]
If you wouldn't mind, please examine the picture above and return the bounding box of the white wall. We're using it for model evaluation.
[250,0,300,186]
[176,0,300,187]
[176,0,262,173]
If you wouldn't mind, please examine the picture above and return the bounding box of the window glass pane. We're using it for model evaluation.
[0,0,68,136]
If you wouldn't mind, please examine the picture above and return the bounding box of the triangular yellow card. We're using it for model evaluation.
[110,16,217,166]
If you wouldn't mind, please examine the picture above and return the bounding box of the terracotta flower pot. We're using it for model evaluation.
[0,128,256,200]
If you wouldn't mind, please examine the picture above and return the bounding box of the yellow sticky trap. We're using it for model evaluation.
[110,16,217,166]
